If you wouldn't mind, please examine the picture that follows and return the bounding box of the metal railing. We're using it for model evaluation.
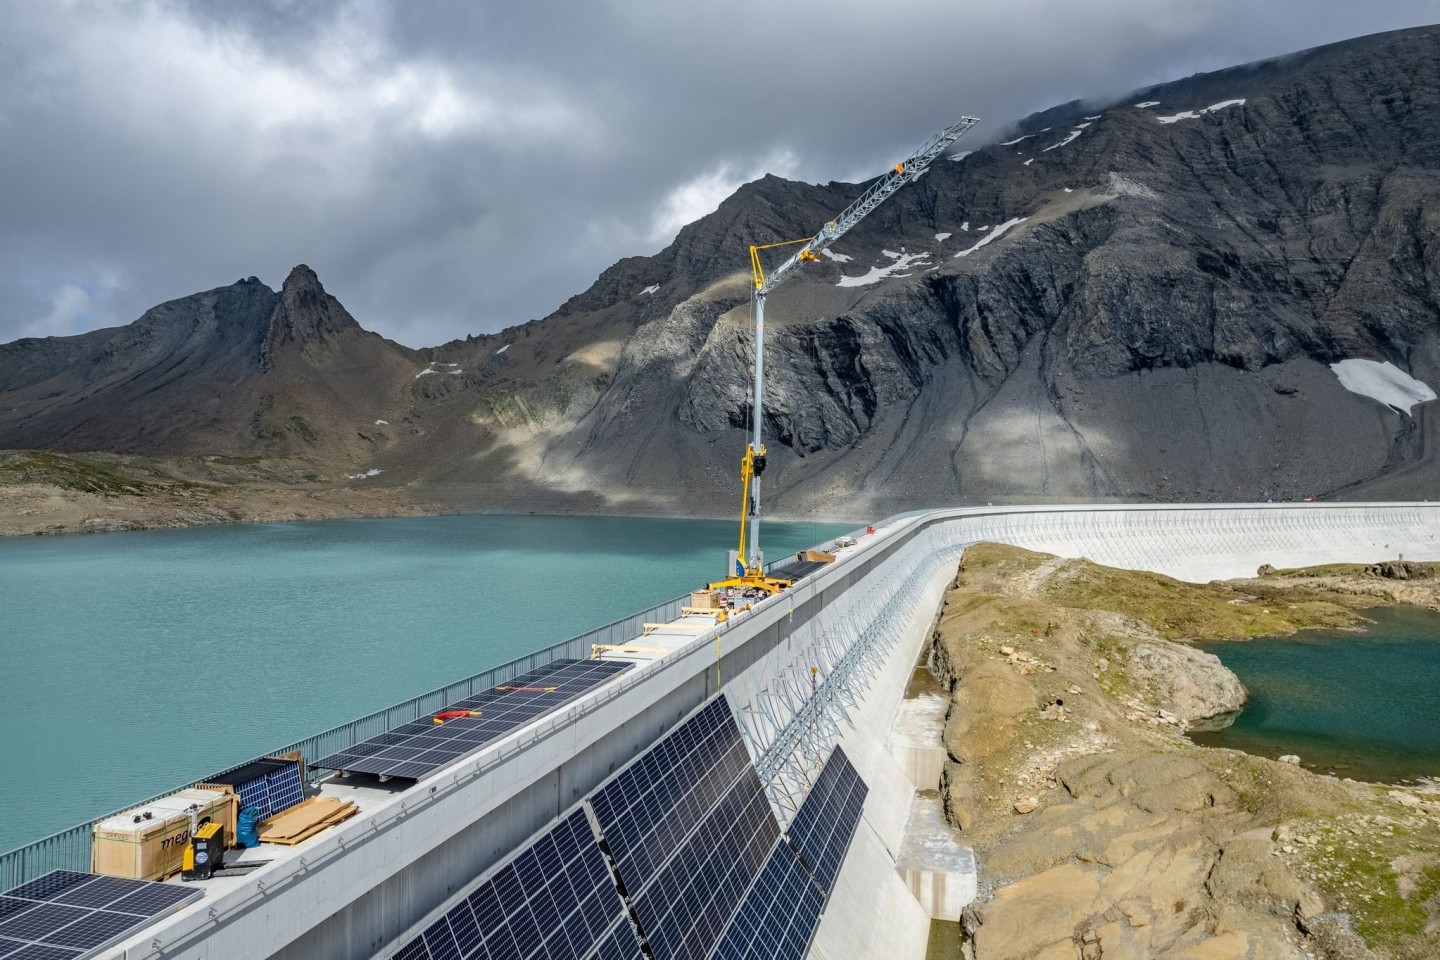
[0,531,867,891]
[0,589,694,890]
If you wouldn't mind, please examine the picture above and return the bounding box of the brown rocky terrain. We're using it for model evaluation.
[932,544,1440,960]
[0,449,437,536]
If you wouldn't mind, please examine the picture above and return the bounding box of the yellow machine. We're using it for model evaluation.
[181,821,225,881]
[707,437,795,596]
[708,117,979,598]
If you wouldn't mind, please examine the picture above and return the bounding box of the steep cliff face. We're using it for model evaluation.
[511,24,1440,516]
[4,26,1439,516]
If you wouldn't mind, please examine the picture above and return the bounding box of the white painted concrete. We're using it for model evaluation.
[896,795,978,921]
[105,503,1440,960]
[890,694,949,789]
[809,820,932,960]
[937,503,1440,582]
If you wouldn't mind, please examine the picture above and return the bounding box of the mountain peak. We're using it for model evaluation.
[265,264,361,361]
[282,263,322,292]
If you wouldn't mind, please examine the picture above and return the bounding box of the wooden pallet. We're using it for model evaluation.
[256,797,358,846]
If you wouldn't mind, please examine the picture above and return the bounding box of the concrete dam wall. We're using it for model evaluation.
[110,503,1440,960]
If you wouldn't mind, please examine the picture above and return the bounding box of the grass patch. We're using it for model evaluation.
[203,455,267,465]
[1093,634,1141,699]
[1301,815,1440,954]
[960,542,1054,580]
[1043,560,1360,640]
[0,451,162,495]
[1257,563,1376,579]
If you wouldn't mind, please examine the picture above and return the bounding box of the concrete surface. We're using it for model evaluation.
[100,503,1440,960]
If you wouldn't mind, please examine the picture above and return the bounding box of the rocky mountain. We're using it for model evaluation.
[0,266,420,466]
[4,25,1440,522]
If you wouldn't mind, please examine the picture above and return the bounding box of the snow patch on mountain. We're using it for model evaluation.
[836,250,931,287]
[1157,99,1247,123]
[1043,122,1091,151]
[954,217,1028,258]
[1330,360,1437,414]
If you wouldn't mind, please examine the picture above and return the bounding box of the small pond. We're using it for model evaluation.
[1188,605,1440,784]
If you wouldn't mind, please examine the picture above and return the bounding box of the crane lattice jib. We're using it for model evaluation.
[757,116,979,295]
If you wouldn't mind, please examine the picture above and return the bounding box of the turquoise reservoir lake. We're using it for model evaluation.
[0,515,851,854]
[1189,605,1440,783]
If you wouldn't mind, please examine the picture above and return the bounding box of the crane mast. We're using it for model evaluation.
[712,116,979,595]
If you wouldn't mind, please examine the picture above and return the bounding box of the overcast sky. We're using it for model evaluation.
[1,1,1435,348]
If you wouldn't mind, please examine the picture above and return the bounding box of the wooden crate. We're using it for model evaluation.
[689,589,720,609]
[91,788,231,881]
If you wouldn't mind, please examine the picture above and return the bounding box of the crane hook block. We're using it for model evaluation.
[894,162,905,174]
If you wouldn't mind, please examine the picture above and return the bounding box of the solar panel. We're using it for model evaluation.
[707,839,823,960]
[0,870,201,960]
[588,696,779,960]
[623,771,776,960]
[784,746,868,898]
[380,809,638,960]
[767,557,829,582]
[246,762,304,819]
[315,659,632,781]
[205,757,305,821]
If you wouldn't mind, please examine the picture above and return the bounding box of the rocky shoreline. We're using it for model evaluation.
[0,449,438,536]
[933,544,1440,960]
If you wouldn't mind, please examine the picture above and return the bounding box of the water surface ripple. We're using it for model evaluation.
[1189,605,1440,783]
[0,515,850,853]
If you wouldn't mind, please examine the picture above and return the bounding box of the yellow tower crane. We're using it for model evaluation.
[709,116,979,596]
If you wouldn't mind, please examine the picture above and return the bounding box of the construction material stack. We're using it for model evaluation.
[91,787,233,882]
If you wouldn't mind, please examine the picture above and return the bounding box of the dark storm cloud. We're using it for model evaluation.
[1,0,1435,347]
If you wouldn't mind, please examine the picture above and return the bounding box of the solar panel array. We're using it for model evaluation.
[784,746,868,897]
[0,870,201,960]
[314,659,632,780]
[236,762,304,821]
[380,700,869,960]
[205,757,305,821]
[707,840,823,960]
[588,697,778,960]
[703,746,869,960]
[768,556,829,582]
[385,809,638,960]
[586,698,752,881]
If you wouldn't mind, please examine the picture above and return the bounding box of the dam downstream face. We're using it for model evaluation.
[0,514,852,854]
[1189,604,1440,783]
